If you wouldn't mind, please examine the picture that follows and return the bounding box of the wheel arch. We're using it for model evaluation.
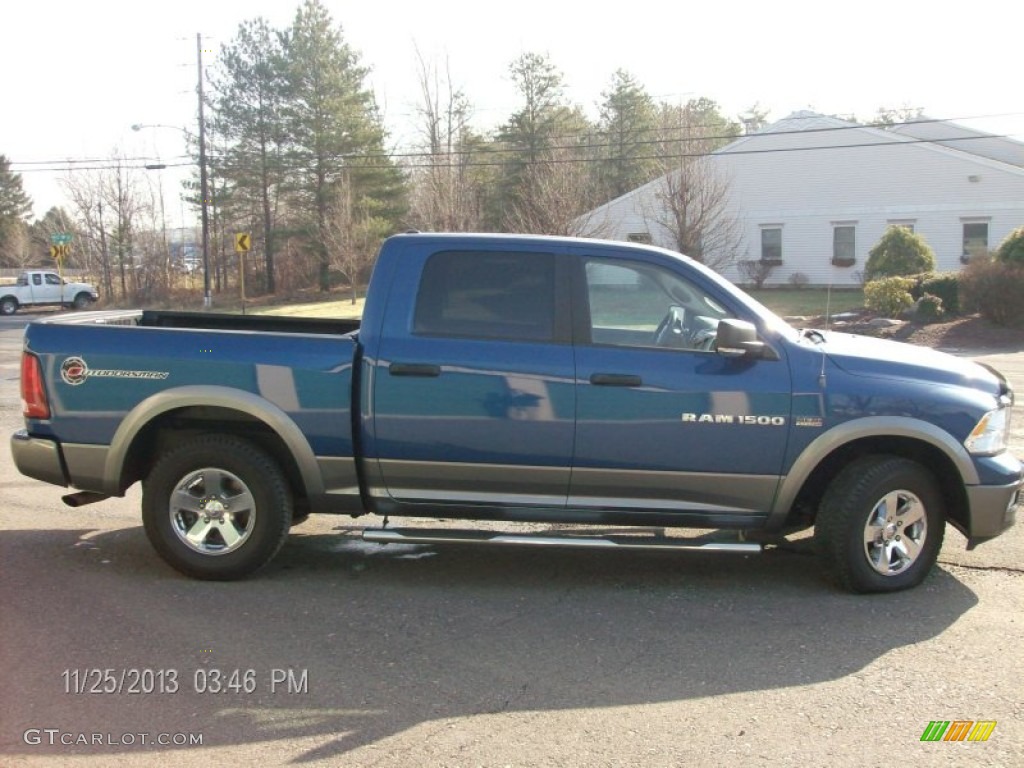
[104,386,324,501]
[772,417,973,534]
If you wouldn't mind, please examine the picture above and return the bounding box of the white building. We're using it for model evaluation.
[581,111,1024,286]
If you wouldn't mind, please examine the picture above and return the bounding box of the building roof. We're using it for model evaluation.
[713,110,1024,176]
[576,110,1024,226]
[888,117,1024,168]
[749,110,859,134]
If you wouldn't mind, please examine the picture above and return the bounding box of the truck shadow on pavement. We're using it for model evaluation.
[0,525,978,762]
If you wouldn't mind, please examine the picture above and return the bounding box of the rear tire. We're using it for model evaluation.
[142,435,293,580]
[816,456,944,593]
[0,297,18,315]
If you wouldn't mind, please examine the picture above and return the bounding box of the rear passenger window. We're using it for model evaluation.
[414,251,556,342]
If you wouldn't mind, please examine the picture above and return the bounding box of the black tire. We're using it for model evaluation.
[0,297,18,315]
[816,456,944,593]
[142,435,293,580]
[72,292,92,310]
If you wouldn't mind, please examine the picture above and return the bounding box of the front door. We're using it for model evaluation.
[41,273,65,303]
[570,252,792,519]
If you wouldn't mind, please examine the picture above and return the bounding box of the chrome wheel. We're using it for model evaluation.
[817,456,944,593]
[169,467,256,556]
[862,489,927,576]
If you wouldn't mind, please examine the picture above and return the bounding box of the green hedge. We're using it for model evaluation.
[865,227,937,281]
[995,226,1024,265]
[865,276,915,318]
[960,260,1024,326]
[917,272,960,315]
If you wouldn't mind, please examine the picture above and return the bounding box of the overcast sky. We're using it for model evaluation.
[4,0,1022,224]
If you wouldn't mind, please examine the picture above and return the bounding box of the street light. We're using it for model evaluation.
[131,119,212,309]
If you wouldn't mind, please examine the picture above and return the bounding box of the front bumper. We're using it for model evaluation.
[965,480,1020,547]
[11,430,68,488]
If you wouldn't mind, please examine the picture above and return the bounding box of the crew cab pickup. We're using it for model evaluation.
[12,234,1022,592]
[1,270,98,315]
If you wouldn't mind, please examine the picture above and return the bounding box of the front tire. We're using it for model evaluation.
[142,435,293,580]
[0,297,18,315]
[72,292,93,310]
[816,456,944,593]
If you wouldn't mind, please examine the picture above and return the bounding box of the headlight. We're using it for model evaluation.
[965,403,1010,455]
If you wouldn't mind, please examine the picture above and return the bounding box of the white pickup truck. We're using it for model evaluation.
[0,270,98,315]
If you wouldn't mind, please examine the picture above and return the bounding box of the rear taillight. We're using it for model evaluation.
[21,352,50,420]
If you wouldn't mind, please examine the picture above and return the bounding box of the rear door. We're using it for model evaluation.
[370,246,576,507]
[569,249,792,519]
[28,272,48,303]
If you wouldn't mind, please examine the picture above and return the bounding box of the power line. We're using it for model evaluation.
[10,111,1022,174]
[11,129,1019,175]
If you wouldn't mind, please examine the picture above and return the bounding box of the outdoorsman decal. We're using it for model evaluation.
[681,413,786,426]
[60,356,169,386]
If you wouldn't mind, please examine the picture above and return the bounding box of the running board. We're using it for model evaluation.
[361,527,762,553]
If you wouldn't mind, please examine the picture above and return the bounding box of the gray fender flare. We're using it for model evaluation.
[103,385,324,497]
[772,416,977,516]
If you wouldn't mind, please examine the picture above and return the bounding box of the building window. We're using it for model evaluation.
[962,222,989,263]
[832,226,856,267]
[760,227,782,264]
[626,232,652,244]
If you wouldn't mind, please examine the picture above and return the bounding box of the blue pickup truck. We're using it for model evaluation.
[12,233,1021,592]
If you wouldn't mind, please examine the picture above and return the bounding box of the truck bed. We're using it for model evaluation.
[36,309,360,337]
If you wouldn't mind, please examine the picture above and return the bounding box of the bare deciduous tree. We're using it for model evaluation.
[109,163,141,297]
[737,259,776,289]
[62,154,157,301]
[63,170,114,296]
[643,102,744,272]
[407,47,485,232]
[503,147,607,237]
[322,177,389,304]
[644,157,743,271]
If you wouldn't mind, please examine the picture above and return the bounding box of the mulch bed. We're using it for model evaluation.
[801,311,1024,352]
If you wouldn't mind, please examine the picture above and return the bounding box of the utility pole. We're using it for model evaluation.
[197,32,212,309]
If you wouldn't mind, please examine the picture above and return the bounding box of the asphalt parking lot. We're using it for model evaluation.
[0,313,1021,767]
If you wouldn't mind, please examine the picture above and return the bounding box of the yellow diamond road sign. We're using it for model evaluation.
[235,233,251,253]
[50,244,70,260]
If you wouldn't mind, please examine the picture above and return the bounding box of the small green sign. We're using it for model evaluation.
[50,233,72,245]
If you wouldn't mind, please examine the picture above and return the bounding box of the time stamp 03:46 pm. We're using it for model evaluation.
[62,667,309,695]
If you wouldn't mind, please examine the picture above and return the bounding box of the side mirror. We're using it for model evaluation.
[716,319,769,359]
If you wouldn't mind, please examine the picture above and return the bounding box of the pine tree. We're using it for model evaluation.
[493,53,597,231]
[597,70,658,200]
[0,155,33,265]
[280,0,404,291]
[211,18,289,293]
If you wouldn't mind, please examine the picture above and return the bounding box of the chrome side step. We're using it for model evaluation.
[361,527,762,553]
